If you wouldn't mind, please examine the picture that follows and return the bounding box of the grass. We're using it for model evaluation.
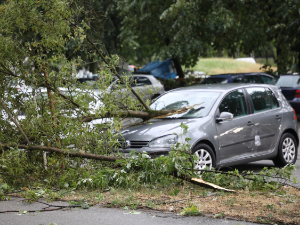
[186,58,277,75]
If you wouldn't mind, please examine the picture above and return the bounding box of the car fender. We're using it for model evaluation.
[188,116,220,162]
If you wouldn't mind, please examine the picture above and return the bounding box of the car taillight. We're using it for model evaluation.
[295,90,300,98]
[293,109,297,120]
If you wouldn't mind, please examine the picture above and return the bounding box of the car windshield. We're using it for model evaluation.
[150,91,221,118]
[275,75,300,88]
[201,78,228,84]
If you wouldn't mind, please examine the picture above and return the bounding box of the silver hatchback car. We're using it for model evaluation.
[118,84,299,169]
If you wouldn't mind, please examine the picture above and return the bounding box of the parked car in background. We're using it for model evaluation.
[78,74,165,101]
[275,74,300,116]
[118,84,298,169]
[111,74,165,100]
[200,73,276,85]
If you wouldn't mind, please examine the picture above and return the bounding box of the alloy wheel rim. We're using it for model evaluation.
[194,149,213,170]
[282,137,296,163]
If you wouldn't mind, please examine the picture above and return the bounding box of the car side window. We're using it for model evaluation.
[232,77,244,83]
[261,76,275,84]
[265,88,279,108]
[246,87,272,113]
[219,89,248,118]
[133,77,152,86]
[244,76,261,83]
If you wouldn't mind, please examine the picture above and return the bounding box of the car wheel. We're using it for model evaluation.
[192,143,216,170]
[273,133,298,167]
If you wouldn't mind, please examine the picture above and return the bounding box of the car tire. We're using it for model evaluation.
[192,143,216,170]
[273,133,298,167]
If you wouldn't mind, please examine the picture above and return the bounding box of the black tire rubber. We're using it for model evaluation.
[192,143,216,169]
[273,133,298,167]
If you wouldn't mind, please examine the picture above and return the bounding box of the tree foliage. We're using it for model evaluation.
[0,0,299,198]
[0,0,147,160]
[118,0,300,74]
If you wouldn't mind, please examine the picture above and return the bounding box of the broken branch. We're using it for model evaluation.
[0,143,120,162]
[82,107,191,122]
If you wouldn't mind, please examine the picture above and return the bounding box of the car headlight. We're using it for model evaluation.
[149,135,178,148]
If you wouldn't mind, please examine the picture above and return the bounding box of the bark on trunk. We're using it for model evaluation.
[43,65,61,148]
[276,46,286,74]
[172,58,184,79]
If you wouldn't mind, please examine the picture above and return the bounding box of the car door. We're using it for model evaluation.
[245,87,282,155]
[216,89,255,163]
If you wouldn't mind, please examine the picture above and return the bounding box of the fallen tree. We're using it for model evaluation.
[0,0,297,201]
[0,141,237,192]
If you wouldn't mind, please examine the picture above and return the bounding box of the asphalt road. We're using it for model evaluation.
[0,197,262,225]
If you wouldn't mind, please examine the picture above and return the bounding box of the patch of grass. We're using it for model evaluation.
[186,58,277,75]
[214,212,225,218]
[180,204,204,216]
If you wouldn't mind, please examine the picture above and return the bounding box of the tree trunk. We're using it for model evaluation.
[297,47,300,72]
[276,46,286,74]
[172,58,184,80]
[231,48,236,58]
[0,143,120,162]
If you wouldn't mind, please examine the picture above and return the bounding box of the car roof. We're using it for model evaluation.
[208,73,272,78]
[168,83,274,92]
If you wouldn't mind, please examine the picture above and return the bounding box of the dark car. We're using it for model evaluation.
[118,84,298,169]
[201,73,276,85]
[275,74,300,115]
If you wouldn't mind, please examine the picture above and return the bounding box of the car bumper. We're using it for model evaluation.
[117,147,171,158]
[288,99,300,114]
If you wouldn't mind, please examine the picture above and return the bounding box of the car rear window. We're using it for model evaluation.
[150,91,221,118]
[275,75,300,88]
[201,78,228,84]
[261,75,276,84]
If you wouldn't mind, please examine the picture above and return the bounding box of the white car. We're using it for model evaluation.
[78,74,165,103]
[109,74,165,101]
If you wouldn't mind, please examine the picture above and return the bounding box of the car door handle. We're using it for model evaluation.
[275,115,282,120]
[247,121,254,127]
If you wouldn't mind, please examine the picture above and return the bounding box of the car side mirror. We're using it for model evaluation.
[216,112,233,123]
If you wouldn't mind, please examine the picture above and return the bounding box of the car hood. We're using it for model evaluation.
[120,118,205,141]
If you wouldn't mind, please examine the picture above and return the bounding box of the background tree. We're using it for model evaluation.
[118,0,300,75]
